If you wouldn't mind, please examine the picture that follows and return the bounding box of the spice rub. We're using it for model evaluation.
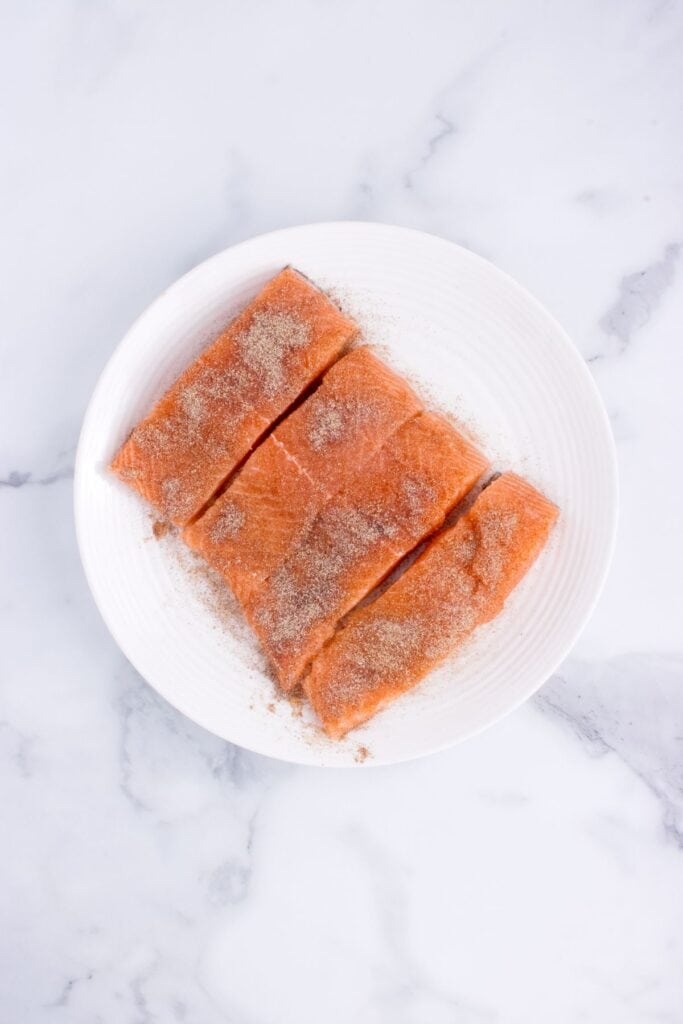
[183,347,422,603]
[305,473,558,737]
[245,412,489,690]
[111,268,357,525]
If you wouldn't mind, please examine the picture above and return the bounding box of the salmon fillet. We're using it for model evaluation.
[183,348,422,603]
[244,412,489,691]
[110,268,358,526]
[305,473,559,738]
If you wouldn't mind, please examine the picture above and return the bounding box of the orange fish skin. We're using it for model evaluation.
[111,268,358,526]
[305,472,559,738]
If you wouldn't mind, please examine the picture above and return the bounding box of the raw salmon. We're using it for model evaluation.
[183,348,422,603]
[244,412,489,690]
[305,473,559,738]
[111,268,358,526]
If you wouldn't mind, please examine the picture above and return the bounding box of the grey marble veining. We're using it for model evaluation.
[536,654,683,846]
[1,1,682,1021]
[595,244,681,359]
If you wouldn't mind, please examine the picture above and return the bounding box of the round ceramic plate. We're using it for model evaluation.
[75,222,618,767]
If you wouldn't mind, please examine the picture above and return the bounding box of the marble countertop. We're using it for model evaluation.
[1,2,682,1021]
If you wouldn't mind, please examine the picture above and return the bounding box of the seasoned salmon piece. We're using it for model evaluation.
[305,473,559,738]
[110,268,358,526]
[183,348,422,603]
[273,347,423,495]
[183,434,322,603]
[244,412,489,690]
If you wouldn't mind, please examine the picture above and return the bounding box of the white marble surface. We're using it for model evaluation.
[1,1,682,1020]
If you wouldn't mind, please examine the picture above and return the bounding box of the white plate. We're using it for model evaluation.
[75,222,618,767]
